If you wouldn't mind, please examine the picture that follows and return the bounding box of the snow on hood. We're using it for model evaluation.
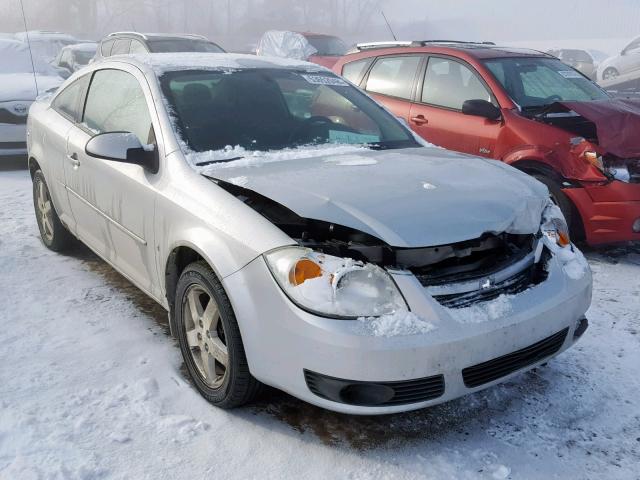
[0,73,62,102]
[203,147,549,247]
[556,99,640,158]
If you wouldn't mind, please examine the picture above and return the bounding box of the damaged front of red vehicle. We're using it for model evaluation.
[528,99,640,245]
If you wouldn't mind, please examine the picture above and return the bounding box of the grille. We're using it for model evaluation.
[304,370,445,407]
[0,109,28,124]
[433,261,547,309]
[462,328,569,388]
[0,142,27,150]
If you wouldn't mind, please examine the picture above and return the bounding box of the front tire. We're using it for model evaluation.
[175,261,261,408]
[32,170,74,252]
[602,67,619,81]
[533,174,580,237]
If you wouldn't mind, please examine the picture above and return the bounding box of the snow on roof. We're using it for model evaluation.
[126,52,329,74]
[65,42,97,52]
[15,31,76,42]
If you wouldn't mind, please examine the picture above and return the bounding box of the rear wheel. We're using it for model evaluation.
[32,170,74,252]
[175,261,261,408]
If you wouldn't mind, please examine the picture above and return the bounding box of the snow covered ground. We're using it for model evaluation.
[0,165,639,480]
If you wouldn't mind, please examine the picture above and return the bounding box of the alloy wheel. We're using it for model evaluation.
[182,284,228,388]
[36,178,54,243]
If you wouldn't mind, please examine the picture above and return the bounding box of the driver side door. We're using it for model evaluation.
[64,67,162,300]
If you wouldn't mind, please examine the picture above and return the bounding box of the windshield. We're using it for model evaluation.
[161,68,418,153]
[148,39,225,53]
[484,57,608,109]
[305,36,347,56]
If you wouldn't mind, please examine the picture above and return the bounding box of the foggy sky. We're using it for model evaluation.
[1,0,638,53]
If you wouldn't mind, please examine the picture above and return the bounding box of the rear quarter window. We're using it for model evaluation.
[341,59,371,85]
[100,39,114,56]
[51,74,91,122]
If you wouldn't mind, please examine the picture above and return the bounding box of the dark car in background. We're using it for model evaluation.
[93,32,225,61]
[547,48,598,79]
[333,40,640,246]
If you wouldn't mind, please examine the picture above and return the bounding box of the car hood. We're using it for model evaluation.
[0,73,62,102]
[556,99,640,158]
[204,147,549,248]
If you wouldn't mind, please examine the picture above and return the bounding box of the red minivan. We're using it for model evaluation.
[333,41,640,245]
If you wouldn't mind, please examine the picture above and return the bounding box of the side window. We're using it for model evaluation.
[101,39,114,57]
[83,69,153,145]
[421,57,492,110]
[129,40,147,54]
[111,39,131,55]
[365,55,421,100]
[51,74,90,121]
[341,59,370,85]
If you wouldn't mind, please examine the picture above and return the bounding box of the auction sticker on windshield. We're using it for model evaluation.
[558,70,583,79]
[301,74,349,86]
[329,130,380,144]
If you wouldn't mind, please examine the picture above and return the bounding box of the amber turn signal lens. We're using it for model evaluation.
[289,258,323,286]
[558,231,571,247]
[583,151,604,171]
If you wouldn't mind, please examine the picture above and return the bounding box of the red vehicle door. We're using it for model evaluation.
[409,56,503,158]
[362,54,423,124]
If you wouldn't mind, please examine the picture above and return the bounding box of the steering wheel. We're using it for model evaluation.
[288,116,335,143]
[545,94,563,103]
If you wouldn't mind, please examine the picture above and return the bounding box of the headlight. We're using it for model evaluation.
[264,247,407,318]
[540,200,571,248]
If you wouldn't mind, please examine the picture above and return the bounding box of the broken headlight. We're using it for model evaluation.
[540,200,571,248]
[264,247,407,319]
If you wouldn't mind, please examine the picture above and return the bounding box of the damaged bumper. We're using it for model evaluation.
[224,251,592,415]
[564,180,640,245]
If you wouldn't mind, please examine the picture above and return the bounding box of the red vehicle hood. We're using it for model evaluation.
[559,99,640,158]
[308,55,340,69]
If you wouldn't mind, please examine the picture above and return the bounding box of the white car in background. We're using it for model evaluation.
[14,30,78,63]
[597,35,640,81]
[0,39,63,158]
[27,53,591,414]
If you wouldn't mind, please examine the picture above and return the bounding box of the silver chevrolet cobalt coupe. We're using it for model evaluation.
[27,53,591,414]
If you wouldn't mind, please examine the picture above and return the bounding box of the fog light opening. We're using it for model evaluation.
[339,383,395,406]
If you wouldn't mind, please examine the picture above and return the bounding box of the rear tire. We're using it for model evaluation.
[175,261,261,408]
[32,170,74,252]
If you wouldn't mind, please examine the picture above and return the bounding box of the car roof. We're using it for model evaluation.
[350,41,551,60]
[64,42,97,51]
[105,32,209,42]
[99,52,330,74]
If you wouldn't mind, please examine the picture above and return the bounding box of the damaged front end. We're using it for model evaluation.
[534,101,640,184]
[214,179,552,312]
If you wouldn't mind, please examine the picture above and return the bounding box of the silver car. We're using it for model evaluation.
[27,53,592,414]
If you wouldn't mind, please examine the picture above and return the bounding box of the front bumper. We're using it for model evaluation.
[224,252,592,415]
[564,180,640,245]
[0,124,28,157]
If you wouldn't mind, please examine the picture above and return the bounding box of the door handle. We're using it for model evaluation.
[67,153,80,168]
[410,115,428,125]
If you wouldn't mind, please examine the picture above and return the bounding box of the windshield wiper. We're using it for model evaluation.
[195,156,244,166]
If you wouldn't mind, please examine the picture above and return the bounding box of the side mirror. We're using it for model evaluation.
[462,99,501,120]
[85,132,158,173]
